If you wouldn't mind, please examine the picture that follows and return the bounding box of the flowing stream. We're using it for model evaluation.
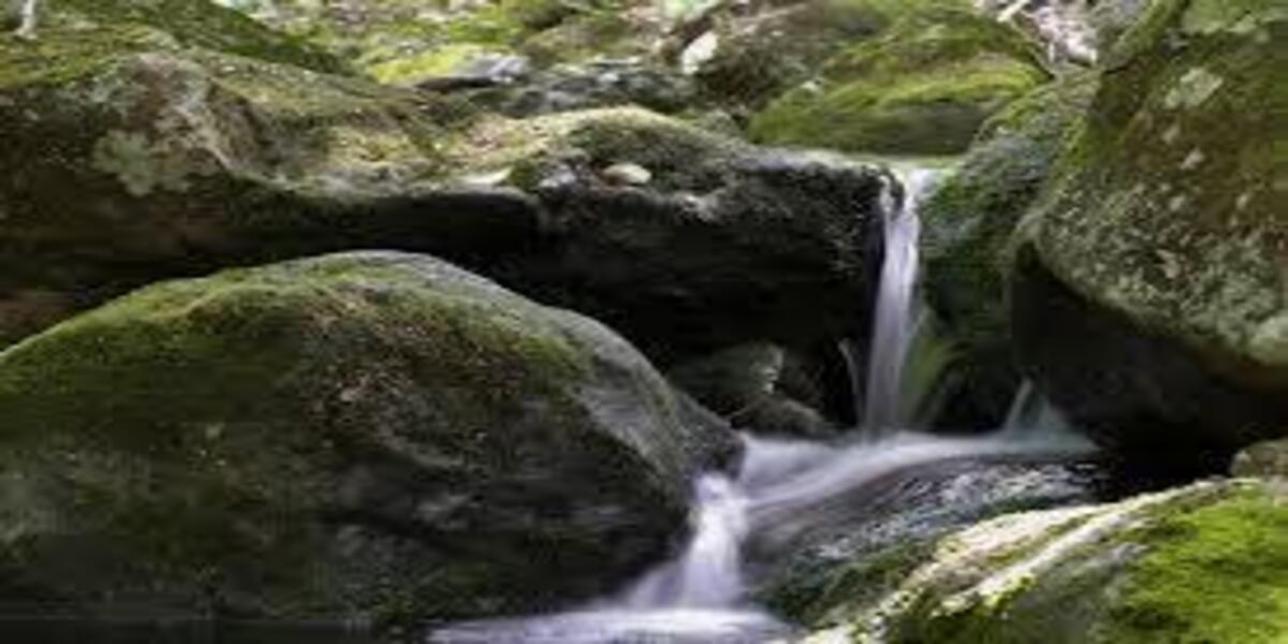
[429,169,1093,643]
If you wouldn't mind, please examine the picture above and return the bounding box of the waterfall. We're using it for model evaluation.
[428,168,1093,644]
[861,168,943,436]
[623,474,750,609]
[1002,379,1073,436]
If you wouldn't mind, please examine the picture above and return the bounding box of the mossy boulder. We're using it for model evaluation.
[0,251,735,625]
[920,73,1099,428]
[444,107,888,370]
[802,479,1288,644]
[0,23,542,347]
[51,0,345,73]
[748,8,1048,155]
[219,0,647,84]
[670,0,971,114]
[1011,0,1288,465]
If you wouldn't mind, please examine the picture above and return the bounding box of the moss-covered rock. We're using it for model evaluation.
[51,0,345,73]
[755,451,1101,630]
[1011,0,1288,464]
[671,0,971,115]
[803,479,1288,643]
[920,73,1099,428]
[220,0,646,83]
[0,251,735,625]
[443,107,887,370]
[748,9,1048,155]
[0,22,543,347]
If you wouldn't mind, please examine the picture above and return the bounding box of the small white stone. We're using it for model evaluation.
[1181,148,1205,171]
[601,162,652,186]
[680,31,720,76]
[1164,67,1224,109]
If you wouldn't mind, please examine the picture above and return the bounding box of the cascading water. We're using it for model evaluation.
[428,168,1092,643]
[860,168,943,436]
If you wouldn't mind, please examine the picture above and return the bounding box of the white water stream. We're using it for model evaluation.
[429,169,1092,643]
[861,169,941,436]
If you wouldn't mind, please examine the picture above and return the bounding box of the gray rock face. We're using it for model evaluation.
[491,110,887,367]
[669,343,837,438]
[920,73,1099,428]
[0,251,737,624]
[799,479,1288,644]
[1010,0,1288,465]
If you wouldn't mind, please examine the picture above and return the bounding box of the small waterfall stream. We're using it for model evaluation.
[861,169,940,436]
[429,168,1092,643]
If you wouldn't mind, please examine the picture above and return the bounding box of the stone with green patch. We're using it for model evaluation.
[0,21,538,347]
[920,72,1099,427]
[443,107,888,370]
[1011,0,1288,461]
[0,250,735,625]
[801,479,1288,643]
[749,8,1048,155]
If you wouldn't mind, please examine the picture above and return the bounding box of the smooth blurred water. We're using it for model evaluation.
[428,168,1090,644]
[861,168,943,436]
[429,423,1092,644]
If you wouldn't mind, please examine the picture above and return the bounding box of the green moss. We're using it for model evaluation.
[920,73,1099,422]
[1021,0,1288,407]
[367,43,500,86]
[0,257,586,447]
[449,107,747,191]
[519,10,637,65]
[749,9,1048,155]
[1105,489,1288,643]
[54,0,347,73]
[0,25,170,89]
[0,253,697,622]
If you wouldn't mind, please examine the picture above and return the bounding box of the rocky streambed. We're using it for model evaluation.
[0,0,1285,642]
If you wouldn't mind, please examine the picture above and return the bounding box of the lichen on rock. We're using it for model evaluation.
[1010,0,1288,458]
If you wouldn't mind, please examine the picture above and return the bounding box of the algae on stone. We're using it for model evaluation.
[1011,0,1288,455]
[920,73,1099,427]
[749,9,1048,155]
[802,479,1288,644]
[0,251,734,625]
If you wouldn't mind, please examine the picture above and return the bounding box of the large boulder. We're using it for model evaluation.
[0,13,544,347]
[668,0,973,116]
[802,479,1288,643]
[216,0,650,84]
[748,9,1049,155]
[921,73,1099,428]
[1011,0,1288,467]
[0,251,735,625]
[445,107,887,370]
[54,0,346,73]
[1,11,886,416]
